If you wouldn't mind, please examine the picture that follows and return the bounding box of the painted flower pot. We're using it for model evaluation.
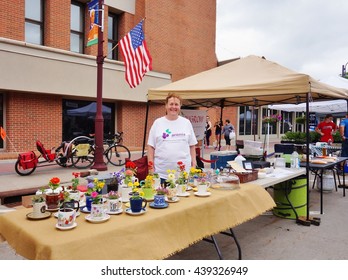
[45,193,60,210]
[85,195,93,211]
[142,188,155,201]
[129,197,147,213]
[153,194,166,207]
[167,187,178,201]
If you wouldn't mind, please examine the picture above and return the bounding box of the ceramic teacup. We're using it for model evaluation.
[57,208,76,227]
[197,182,211,194]
[32,202,46,218]
[107,198,122,212]
[130,197,147,212]
[90,203,107,219]
[177,184,186,195]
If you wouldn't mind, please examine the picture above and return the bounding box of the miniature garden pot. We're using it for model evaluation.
[142,188,155,201]
[129,197,147,213]
[167,187,178,201]
[85,195,93,211]
[153,194,166,207]
[45,193,60,210]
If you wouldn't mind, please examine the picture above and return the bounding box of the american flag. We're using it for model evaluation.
[119,20,152,88]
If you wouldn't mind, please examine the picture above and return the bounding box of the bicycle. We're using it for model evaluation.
[103,132,131,166]
[77,132,131,168]
[15,137,85,175]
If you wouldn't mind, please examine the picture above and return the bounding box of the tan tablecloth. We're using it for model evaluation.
[0,183,275,260]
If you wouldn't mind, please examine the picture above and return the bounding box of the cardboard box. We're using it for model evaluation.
[22,195,34,208]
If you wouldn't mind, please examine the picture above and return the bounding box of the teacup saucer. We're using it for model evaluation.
[194,192,211,197]
[26,211,52,220]
[85,214,110,223]
[55,222,77,230]
[54,211,80,218]
[125,208,146,216]
[177,192,190,197]
[106,208,123,215]
[149,202,169,209]
[165,197,180,203]
[80,207,91,213]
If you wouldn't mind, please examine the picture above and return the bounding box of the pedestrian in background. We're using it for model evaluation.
[205,116,212,148]
[214,120,222,150]
[222,119,235,151]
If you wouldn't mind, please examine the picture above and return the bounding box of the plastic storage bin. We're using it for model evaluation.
[210,151,237,169]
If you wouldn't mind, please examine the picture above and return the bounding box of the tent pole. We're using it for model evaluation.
[306,93,310,222]
[142,101,150,157]
[218,99,225,151]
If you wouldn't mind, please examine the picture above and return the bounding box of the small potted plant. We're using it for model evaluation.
[176,161,188,194]
[46,177,61,210]
[142,174,155,201]
[31,194,46,217]
[166,169,177,201]
[85,178,105,211]
[129,183,146,213]
[67,172,80,201]
[106,191,121,213]
[89,191,106,219]
[153,186,169,207]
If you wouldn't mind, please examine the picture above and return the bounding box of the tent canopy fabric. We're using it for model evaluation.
[67,102,111,117]
[320,75,348,90]
[147,55,348,107]
[268,99,348,114]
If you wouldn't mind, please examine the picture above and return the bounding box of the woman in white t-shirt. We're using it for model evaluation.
[147,93,198,181]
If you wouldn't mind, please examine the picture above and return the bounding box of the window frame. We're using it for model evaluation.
[25,0,44,45]
[70,1,85,54]
[107,13,119,60]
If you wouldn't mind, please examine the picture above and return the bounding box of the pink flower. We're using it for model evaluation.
[91,191,99,198]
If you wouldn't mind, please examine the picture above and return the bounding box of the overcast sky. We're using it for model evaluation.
[216,0,348,81]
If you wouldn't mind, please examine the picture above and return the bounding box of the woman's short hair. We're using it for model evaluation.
[166,93,182,105]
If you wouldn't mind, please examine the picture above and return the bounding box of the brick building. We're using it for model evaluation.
[0,0,219,157]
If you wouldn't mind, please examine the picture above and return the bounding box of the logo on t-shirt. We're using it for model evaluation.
[162,129,171,139]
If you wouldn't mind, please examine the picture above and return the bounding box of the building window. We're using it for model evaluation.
[70,1,85,53]
[239,106,258,136]
[25,0,44,45]
[62,100,115,141]
[280,111,293,134]
[107,13,119,60]
[262,108,277,135]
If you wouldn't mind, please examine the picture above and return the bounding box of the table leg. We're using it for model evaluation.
[320,169,323,214]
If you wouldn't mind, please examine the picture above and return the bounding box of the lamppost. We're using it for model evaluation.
[342,62,348,79]
[92,0,107,171]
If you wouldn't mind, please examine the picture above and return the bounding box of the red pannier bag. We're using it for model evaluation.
[19,151,38,169]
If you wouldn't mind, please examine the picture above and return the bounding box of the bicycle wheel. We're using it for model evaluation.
[55,142,73,167]
[15,159,36,176]
[106,144,131,166]
[71,144,95,169]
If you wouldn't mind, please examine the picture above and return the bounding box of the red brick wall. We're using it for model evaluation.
[5,93,62,153]
[144,0,217,81]
[1,0,24,40]
[45,0,71,50]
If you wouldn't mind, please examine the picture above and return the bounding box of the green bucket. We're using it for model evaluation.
[273,175,307,220]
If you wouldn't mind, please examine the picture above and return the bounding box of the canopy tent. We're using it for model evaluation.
[147,55,348,107]
[145,55,348,223]
[67,102,111,117]
[320,75,348,90]
[268,99,348,114]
